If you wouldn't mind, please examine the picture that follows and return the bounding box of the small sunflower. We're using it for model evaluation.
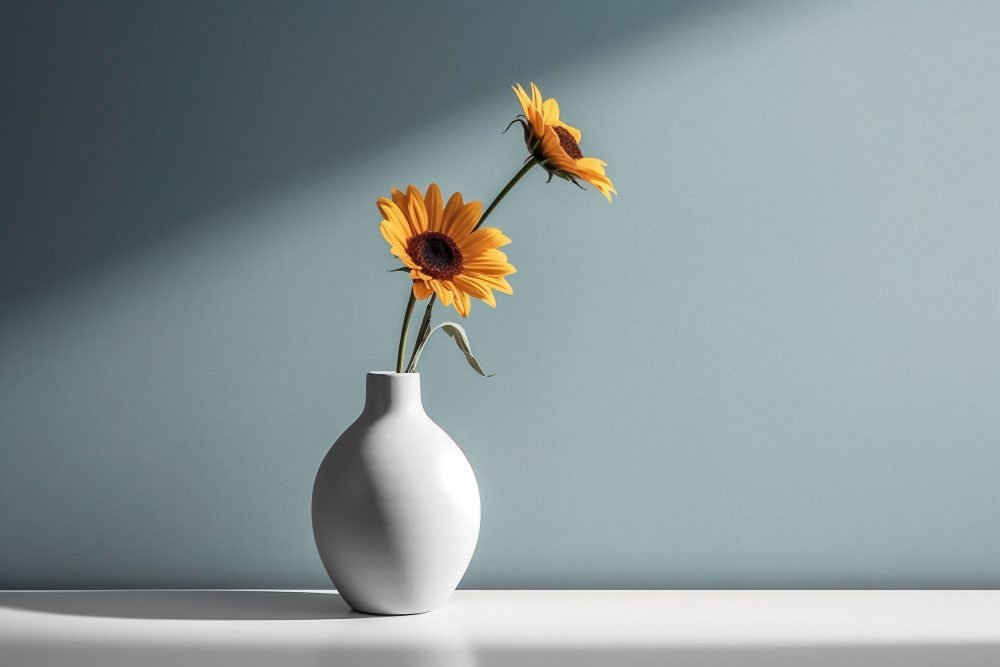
[378,184,516,318]
[511,82,616,202]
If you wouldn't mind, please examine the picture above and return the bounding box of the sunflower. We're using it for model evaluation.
[378,184,516,318]
[511,82,616,202]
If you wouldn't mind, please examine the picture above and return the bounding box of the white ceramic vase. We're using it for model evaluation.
[311,371,481,615]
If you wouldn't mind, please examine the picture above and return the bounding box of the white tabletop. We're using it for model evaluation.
[1,590,998,666]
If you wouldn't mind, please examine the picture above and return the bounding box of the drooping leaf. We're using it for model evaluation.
[407,321,494,376]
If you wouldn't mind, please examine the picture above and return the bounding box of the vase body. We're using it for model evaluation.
[312,372,481,615]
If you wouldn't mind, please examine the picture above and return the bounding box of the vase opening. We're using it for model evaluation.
[363,371,423,415]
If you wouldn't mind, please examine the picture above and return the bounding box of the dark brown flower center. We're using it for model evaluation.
[407,231,464,280]
[553,126,584,160]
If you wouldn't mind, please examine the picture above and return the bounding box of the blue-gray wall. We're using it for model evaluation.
[2,0,998,588]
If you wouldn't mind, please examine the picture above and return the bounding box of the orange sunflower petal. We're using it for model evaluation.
[513,82,545,137]
[442,191,464,230]
[481,289,497,308]
[539,129,578,171]
[512,83,532,117]
[444,201,481,239]
[464,259,516,277]
[405,185,428,233]
[464,249,515,274]
[528,106,546,137]
[459,227,511,255]
[452,289,471,318]
[397,253,420,270]
[530,82,543,109]
[455,275,496,307]
[390,187,408,213]
[432,280,454,306]
[379,218,408,250]
[453,275,491,299]
[425,183,443,232]
[379,197,419,241]
[542,97,560,124]
[389,188,421,237]
[410,268,433,281]
[576,156,607,170]
[376,196,399,222]
[412,280,433,300]
[471,274,514,295]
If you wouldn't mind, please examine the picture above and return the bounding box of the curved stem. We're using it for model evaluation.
[395,291,416,373]
[404,158,539,372]
[473,157,538,232]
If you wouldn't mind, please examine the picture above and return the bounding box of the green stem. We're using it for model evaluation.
[473,157,538,232]
[405,292,436,373]
[395,291,416,373]
[404,158,539,372]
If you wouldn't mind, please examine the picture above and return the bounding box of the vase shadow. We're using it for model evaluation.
[0,590,366,620]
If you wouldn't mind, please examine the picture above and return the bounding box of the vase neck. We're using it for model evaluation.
[363,372,423,415]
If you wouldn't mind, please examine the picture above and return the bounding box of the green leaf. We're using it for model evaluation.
[408,321,494,376]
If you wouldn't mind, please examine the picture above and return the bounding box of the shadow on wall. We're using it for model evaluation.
[0,0,721,319]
